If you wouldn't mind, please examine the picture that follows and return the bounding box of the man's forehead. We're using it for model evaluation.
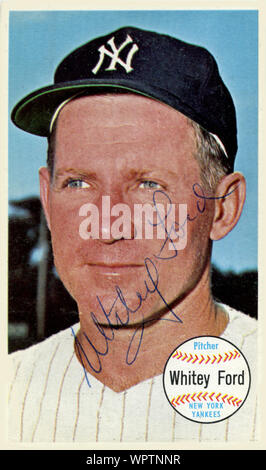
[51,93,198,175]
[55,92,193,131]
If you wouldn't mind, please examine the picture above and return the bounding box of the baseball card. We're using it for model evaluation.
[1,0,265,461]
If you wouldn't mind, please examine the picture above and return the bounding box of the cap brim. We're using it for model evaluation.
[12,79,187,137]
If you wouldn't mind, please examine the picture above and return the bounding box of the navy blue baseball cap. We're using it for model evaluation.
[11,26,237,167]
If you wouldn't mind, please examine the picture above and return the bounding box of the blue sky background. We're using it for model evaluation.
[8,9,258,273]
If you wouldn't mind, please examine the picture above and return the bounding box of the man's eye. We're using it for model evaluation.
[139,180,162,189]
[66,179,90,189]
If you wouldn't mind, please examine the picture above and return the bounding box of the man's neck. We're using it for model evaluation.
[73,266,228,393]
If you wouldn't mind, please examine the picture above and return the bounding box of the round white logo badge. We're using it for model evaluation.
[163,336,251,423]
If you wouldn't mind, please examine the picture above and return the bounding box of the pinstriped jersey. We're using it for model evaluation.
[8,305,258,443]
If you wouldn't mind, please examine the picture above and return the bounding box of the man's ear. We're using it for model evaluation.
[210,171,246,241]
[39,166,52,231]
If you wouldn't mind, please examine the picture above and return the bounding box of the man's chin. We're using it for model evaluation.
[68,264,147,301]
[71,277,162,329]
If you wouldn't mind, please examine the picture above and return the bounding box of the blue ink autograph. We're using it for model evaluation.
[71,183,237,386]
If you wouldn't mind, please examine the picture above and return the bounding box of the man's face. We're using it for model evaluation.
[42,94,215,326]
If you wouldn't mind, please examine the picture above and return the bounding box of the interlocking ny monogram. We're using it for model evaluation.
[92,34,139,75]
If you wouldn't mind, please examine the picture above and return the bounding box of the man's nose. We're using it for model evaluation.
[99,194,135,244]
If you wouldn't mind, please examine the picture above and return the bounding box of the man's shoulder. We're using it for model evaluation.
[222,303,257,330]
[9,323,79,368]
[223,303,256,322]
[220,303,257,352]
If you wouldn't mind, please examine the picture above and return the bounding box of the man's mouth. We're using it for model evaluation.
[86,263,144,276]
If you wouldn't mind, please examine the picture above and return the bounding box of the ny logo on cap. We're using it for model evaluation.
[92,34,139,75]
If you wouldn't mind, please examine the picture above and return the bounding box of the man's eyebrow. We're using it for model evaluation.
[53,167,180,181]
[53,168,97,180]
[126,168,179,179]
